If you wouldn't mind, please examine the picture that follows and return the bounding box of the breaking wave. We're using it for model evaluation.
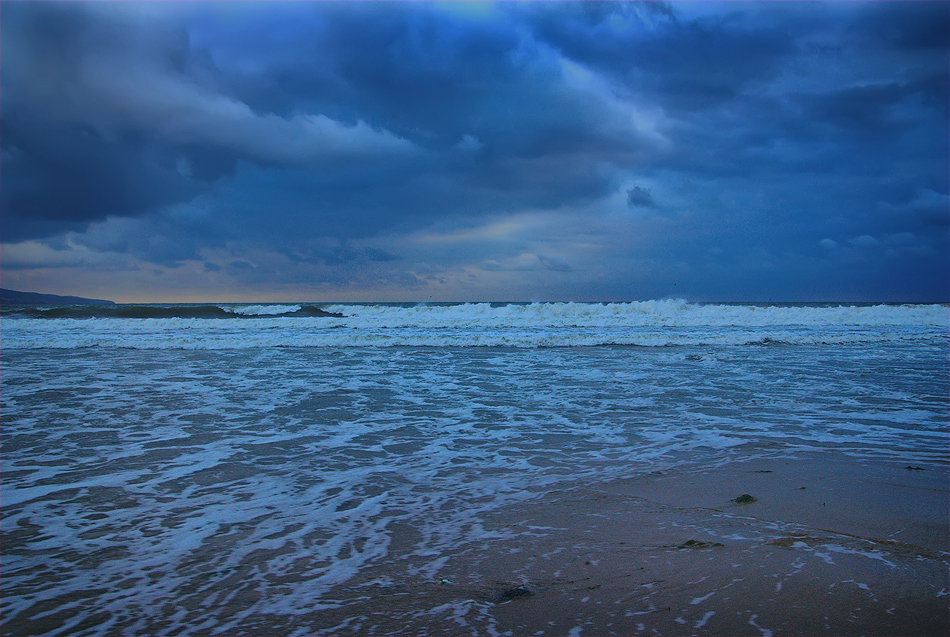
[2,301,946,350]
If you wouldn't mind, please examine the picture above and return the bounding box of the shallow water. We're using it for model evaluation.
[1,303,947,635]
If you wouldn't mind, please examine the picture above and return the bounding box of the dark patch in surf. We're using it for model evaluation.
[486,585,534,603]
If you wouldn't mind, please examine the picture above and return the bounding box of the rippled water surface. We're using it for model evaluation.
[2,303,947,636]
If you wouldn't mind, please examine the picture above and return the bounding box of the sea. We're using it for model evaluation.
[1,300,947,636]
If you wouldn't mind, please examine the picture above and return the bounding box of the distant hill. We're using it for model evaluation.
[0,288,115,306]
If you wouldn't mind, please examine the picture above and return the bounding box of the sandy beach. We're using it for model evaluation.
[310,452,948,636]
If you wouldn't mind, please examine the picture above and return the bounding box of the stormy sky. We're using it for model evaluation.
[2,1,948,303]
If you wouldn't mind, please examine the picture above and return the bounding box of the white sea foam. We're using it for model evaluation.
[1,301,946,349]
[225,304,302,316]
[2,302,947,636]
[322,300,947,329]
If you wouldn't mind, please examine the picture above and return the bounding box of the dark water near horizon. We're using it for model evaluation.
[1,301,947,635]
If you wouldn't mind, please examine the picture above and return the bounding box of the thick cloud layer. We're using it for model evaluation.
[2,1,947,302]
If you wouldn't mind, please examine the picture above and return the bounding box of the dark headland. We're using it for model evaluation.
[0,288,115,306]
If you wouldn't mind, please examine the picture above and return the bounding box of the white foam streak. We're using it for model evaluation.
[320,300,946,329]
[2,336,946,635]
[225,304,302,316]
[2,301,946,349]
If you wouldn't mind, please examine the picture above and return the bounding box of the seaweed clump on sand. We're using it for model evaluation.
[733,494,757,504]
[767,536,818,548]
[489,585,533,603]
[677,539,724,549]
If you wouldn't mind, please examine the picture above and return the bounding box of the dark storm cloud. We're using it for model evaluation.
[1,115,201,239]
[2,1,947,301]
[794,78,947,138]
[522,1,797,110]
[850,0,950,52]
[627,186,657,208]
[1,1,420,243]
[2,2,200,239]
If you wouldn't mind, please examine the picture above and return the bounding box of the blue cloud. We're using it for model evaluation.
[1,1,946,301]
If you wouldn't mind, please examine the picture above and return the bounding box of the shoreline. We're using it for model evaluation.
[2,447,946,636]
[309,451,948,636]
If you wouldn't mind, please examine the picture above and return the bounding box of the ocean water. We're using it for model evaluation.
[1,301,947,635]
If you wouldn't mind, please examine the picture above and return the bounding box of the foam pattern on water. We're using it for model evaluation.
[2,301,946,349]
[2,340,947,635]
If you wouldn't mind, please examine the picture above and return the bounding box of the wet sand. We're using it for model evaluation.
[8,451,942,636]
[312,452,948,636]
